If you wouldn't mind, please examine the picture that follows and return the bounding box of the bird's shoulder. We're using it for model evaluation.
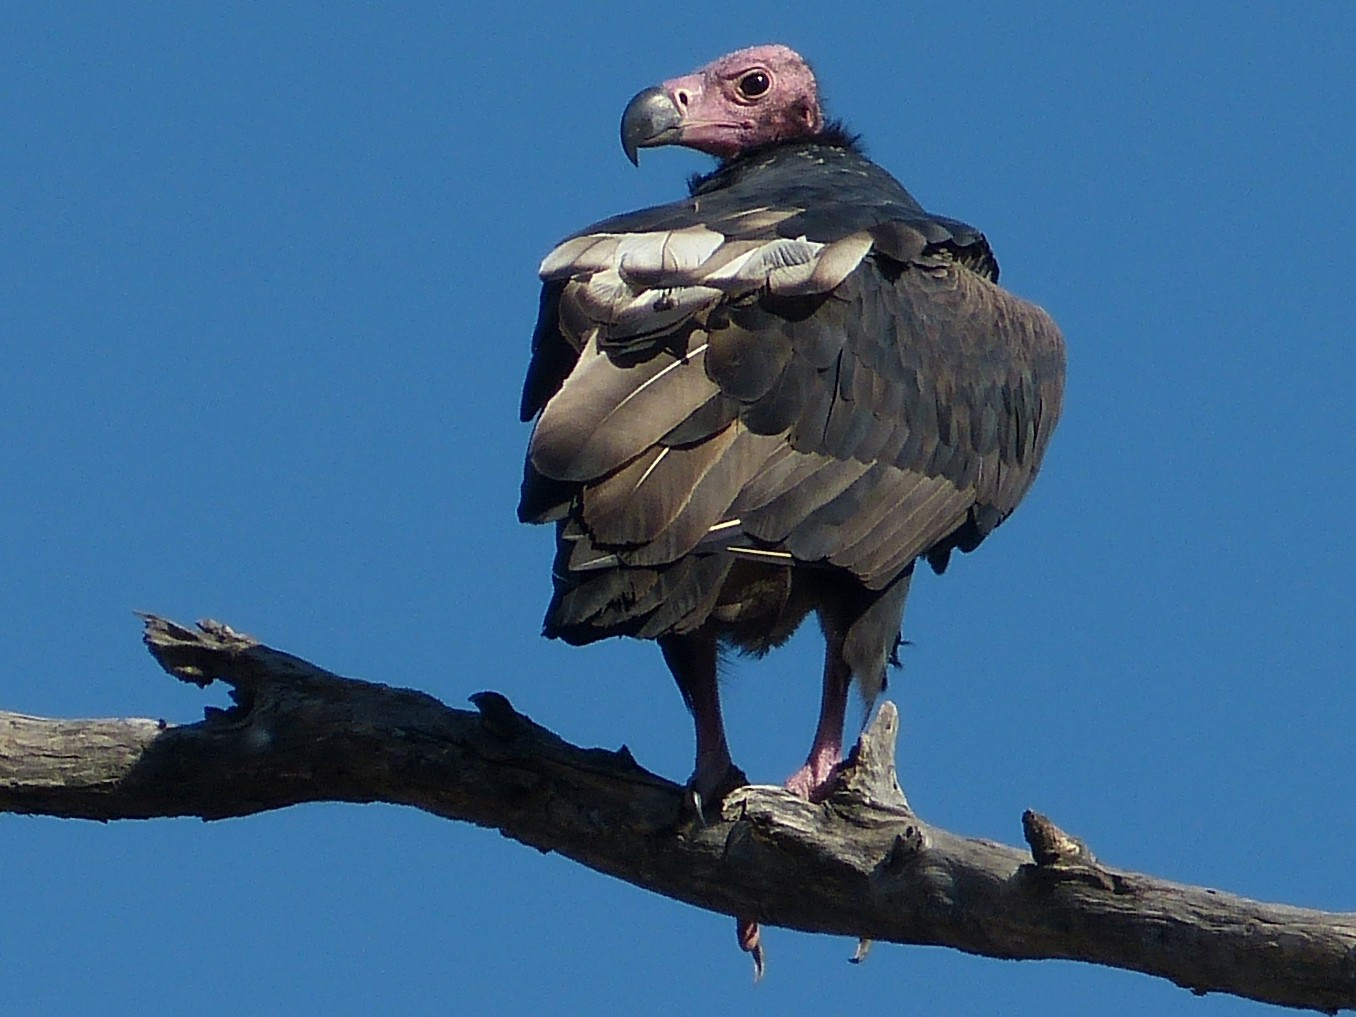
[566,140,997,280]
[522,139,1013,430]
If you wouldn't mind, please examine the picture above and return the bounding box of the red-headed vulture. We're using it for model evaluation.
[521,43,1065,816]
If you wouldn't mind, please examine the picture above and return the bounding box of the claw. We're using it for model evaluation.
[683,761,749,826]
[684,787,708,828]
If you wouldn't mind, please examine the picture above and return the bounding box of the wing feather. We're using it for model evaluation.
[620,427,783,566]
[529,335,720,482]
[522,142,1065,642]
[583,426,738,548]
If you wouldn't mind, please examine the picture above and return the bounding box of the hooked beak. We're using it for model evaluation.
[620,86,683,166]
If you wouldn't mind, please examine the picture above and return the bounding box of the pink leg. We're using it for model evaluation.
[659,633,745,807]
[783,627,851,802]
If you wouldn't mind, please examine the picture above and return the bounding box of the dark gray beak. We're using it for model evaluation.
[620,87,683,166]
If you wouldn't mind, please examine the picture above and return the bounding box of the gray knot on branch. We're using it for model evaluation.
[829,702,913,813]
[1022,809,1097,867]
[141,615,259,688]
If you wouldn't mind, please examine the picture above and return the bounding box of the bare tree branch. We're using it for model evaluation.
[1,616,1353,1013]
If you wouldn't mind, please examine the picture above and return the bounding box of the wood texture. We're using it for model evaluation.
[1,616,1353,1013]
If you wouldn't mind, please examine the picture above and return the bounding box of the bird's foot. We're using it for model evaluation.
[680,762,763,976]
[738,916,765,981]
[783,757,843,803]
[683,759,748,825]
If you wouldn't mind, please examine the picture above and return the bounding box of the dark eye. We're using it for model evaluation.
[737,70,771,99]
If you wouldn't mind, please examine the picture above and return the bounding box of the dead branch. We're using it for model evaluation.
[1,616,1353,1013]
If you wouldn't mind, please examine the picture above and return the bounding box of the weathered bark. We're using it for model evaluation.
[1,616,1353,1013]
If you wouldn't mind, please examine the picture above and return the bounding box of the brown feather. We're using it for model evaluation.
[529,334,720,482]
[619,426,783,566]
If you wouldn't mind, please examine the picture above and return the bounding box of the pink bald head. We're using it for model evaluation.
[623,45,824,162]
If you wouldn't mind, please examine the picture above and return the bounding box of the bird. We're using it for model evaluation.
[520,42,1064,833]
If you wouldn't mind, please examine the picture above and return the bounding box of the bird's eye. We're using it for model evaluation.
[737,71,771,100]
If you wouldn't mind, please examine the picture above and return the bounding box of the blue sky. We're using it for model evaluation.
[3,4,1354,1015]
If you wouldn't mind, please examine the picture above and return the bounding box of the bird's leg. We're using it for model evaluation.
[659,631,746,814]
[783,624,851,802]
[658,632,762,977]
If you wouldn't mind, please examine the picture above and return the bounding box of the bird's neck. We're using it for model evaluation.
[686,121,863,197]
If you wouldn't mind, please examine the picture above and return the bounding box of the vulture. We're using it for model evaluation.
[520,45,1065,814]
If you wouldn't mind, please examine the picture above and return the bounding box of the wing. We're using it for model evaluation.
[521,145,1065,639]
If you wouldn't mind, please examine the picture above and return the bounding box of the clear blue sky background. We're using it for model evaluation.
[3,4,1354,1015]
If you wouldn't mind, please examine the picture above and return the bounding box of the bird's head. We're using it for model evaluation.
[621,45,823,165]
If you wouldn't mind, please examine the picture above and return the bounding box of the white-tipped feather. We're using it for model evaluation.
[798,232,874,294]
[539,234,623,279]
[615,227,725,286]
[570,271,722,335]
[704,237,820,289]
[542,228,872,337]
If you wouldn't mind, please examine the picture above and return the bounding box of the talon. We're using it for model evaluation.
[684,787,708,827]
[684,761,749,825]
